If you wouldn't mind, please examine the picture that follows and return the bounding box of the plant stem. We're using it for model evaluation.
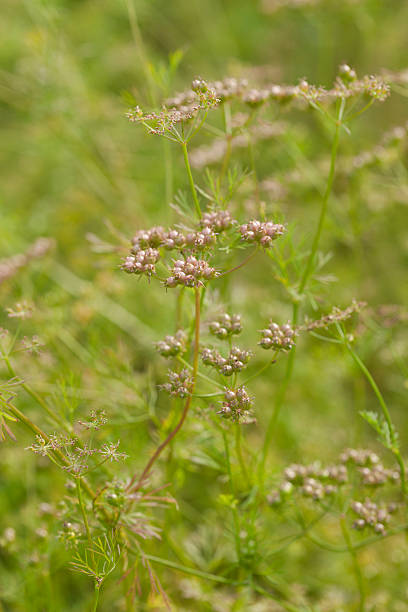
[235,424,250,487]
[92,586,100,612]
[5,399,101,508]
[141,553,243,585]
[340,516,366,611]
[298,100,344,298]
[222,429,241,561]
[129,287,202,490]
[77,478,92,547]
[1,352,69,431]
[218,248,258,277]
[344,338,406,496]
[258,102,343,487]
[219,102,232,183]
[181,141,202,219]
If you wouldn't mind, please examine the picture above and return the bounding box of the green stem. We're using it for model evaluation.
[181,141,202,219]
[177,356,224,389]
[7,401,100,505]
[1,352,69,431]
[92,586,100,612]
[142,553,243,585]
[235,424,250,487]
[340,516,365,611]
[298,100,344,297]
[258,101,344,487]
[242,353,278,385]
[247,133,260,205]
[344,338,406,496]
[222,429,241,561]
[77,478,92,546]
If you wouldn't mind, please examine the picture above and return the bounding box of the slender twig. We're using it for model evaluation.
[128,287,202,491]
[91,587,100,612]
[77,478,92,547]
[340,516,366,611]
[235,424,250,487]
[1,351,69,431]
[218,249,258,277]
[341,332,406,496]
[258,100,344,486]
[222,429,241,561]
[181,141,202,219]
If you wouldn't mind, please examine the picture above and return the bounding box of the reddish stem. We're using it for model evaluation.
[127,287,201,491]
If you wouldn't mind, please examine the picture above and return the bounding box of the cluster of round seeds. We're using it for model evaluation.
[218,386,253,423]
[300,478,336,501]
[239,220,285,247]
[284,462,348,484]
[132,226,165,249]
[121,248,160,277]
[185,228,217,250]
[340,448,380,465]
[259,322,296,351]
[155,330,187,358]
[201,346,252,376]
[269,461,348,506]
[160,369,193,398]
[358,464,400,486]
[122,215,286,286]
[165,257,218,288]
[351,499,396,535]
[209,313,242,339]
[161,229,187,250]
[132,226,216,252]
[200,210,235,232]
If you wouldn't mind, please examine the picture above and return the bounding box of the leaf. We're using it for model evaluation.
[359,410,398,450]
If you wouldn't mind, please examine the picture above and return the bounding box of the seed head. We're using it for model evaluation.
[239,220,285,247]
[155,330,187,358]
[339,448,380,466]
[165,256,218,288]
[351,498,393,536]
[185,227,217,250]
[259,321,296,351]
[132,227,166,249]
[201,346,252,376]
[218,385,254,423]
[121,248,160,277]
[200,210,235,232]
[160,369,193,398]
[209,313,242,339]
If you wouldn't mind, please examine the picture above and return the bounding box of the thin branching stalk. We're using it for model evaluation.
[6,401,100,506]
[343,335,406,496]
[235,424,250,487]
[219,102,232,184]
[181,141,202,219]
[129,287,201,491]
[340,516,366,611]
[77,478,92,544]
[1,350,69,431]
[222,429,241,561]
[92,587,100,612]
[258,100,345,487]
[218,248,258,277]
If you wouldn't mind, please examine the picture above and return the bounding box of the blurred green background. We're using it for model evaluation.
[1,0,408,610]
